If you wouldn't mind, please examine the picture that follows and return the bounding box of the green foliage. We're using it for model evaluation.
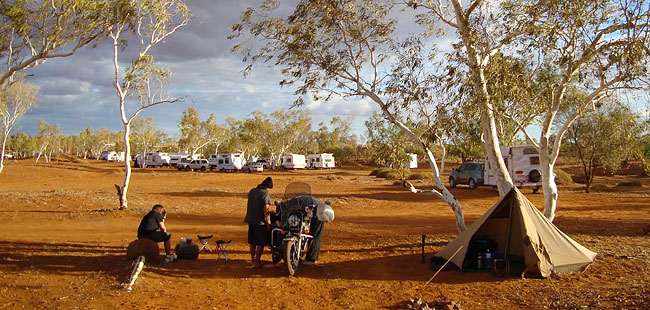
[563,100,645,192]
[364,111,412,173]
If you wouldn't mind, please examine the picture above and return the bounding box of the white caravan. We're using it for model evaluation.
[407,153,418,169]
[134,152,171,168]
[307,153,335,169]
[281,154,307,169]
[484,145,542,192]
[169,152,195,167]
[215,153,246,171]
[108,152,125,162]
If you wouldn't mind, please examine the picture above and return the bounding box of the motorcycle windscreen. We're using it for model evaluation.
[282,182,312,201]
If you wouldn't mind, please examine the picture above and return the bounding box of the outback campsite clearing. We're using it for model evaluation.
[0,157,649,309]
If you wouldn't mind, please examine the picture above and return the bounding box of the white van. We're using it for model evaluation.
[281,154,307,169]
[484,145,542,192]
[307,153,335,169]
[216,153,246,171]
[134,152,171,168]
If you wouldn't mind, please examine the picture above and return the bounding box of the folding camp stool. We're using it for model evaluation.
[197,235,214,253]
[214,240,232,262]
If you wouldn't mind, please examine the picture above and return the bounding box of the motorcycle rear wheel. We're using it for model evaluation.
[284,239,300,276]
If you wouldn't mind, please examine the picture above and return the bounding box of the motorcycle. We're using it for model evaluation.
[269,182,329,276]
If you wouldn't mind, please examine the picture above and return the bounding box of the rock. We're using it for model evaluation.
[126,239,161,264]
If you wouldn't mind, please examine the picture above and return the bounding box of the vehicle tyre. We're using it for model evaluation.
[468,178,477,189]
[272,251,282,264]
[177,167,182,171]
[200,166,206,172]
[184,166,191,171]
[284,239,300,276]
[532,186,540,194]
[529,169,541,182]
[449,177,457,188]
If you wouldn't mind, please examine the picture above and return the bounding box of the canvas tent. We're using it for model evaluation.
[434,188,597,278]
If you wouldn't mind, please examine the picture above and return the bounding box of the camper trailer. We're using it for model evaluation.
[215,153,246,171]
[133,152,171,168]
[484,145,542,192]
[307,153,335,169]
[281,154,306,169]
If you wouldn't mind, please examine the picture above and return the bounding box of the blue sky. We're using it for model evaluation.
[17,1,378,139]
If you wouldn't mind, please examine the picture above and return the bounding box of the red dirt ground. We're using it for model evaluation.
[0,157,649,309]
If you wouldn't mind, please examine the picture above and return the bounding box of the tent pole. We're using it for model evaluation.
[503,191,515,277]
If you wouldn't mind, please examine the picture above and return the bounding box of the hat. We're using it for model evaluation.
[261,177,273,189]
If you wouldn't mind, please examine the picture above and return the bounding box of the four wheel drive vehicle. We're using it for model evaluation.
[176,159,210,172]
[255,159,271,169]
[449,161,485,189]
[449,145,542,193]
[242,161,264,173]
[484,145,542,192]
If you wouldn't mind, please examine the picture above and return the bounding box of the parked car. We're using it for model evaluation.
[242,161,264,173]
[255,159,271,169]
[449,161,485,189]
[177,159,210,172]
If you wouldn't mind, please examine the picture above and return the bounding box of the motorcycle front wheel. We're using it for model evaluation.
[284,239,300,276]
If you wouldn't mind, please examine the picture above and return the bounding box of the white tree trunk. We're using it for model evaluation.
[120,121,131,210]
[366,91,467,232]
[0,131,8,173]
[538,144,558,221]
[450,0,513,197]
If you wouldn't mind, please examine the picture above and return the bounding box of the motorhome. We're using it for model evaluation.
[281,154,307,169]
[483,145,542,192]
[215,153,246,171]
[133,152,171,168]
[307,153,335,169]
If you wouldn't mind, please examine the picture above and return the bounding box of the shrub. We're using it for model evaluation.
[572,172,587,184]
[383,171,402,180]
[616,180,643,187]
[370,168,391,176]
[554,169,573,185]
[408,172,432,180]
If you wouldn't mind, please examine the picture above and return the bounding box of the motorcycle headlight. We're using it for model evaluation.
[288,214,301,227]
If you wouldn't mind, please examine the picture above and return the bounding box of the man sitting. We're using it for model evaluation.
[138,204,174,261]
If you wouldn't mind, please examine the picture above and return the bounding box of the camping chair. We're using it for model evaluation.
[197,235,214,253]
[215,240,232,262]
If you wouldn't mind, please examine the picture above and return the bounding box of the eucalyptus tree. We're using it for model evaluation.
[0,77,37,173]
[404,0,542,197]
[495,0,650,220]
[364,111,411,169]
[316,116,358,162]
[232,0,467,231]
[131,117,166,166]
[564,101,645,193]
[0,0,117,87]
[178,107,225,157]
[109,0,190,209]
[35,119,60,163]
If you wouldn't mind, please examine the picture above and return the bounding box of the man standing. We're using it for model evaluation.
[137,204,174,261]
[244,177,273,268]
